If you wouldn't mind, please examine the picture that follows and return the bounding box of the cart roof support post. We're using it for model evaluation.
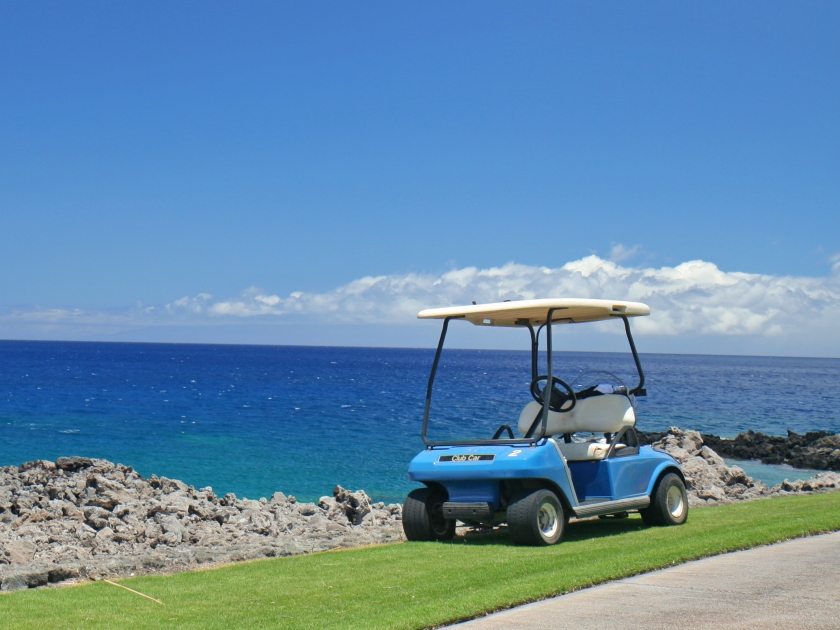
[538,308,559,441]
[421,316,457,446]
[619,314,646,396]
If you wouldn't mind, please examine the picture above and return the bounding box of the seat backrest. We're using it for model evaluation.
[517,394,636,437]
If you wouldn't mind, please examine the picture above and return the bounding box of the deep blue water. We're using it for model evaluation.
[1,340,838,503]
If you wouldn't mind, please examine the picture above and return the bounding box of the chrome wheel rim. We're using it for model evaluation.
[537,502,559,538]
[667,485,685,519]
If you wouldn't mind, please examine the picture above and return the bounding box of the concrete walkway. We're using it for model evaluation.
[448,531,840,629]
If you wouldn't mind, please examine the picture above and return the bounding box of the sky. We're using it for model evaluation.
[1,2,838,355]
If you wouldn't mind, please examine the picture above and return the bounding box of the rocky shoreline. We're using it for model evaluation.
[0,456,404,592]
[645,428,840,506]
[639,429,840,471]
[3,429,840,593]
[702,430,840,471]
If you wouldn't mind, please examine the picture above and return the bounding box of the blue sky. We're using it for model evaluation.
[1,2,839,354]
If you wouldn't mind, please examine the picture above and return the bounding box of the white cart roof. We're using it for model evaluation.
[417,298,650,327]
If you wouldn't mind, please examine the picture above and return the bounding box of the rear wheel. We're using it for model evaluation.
[641,473,688,526]
[507,489,566,546]
[402,488,456,541]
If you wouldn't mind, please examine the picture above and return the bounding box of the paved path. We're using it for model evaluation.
[448,531,840,629]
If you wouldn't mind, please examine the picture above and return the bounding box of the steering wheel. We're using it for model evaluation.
[530,375,576,413]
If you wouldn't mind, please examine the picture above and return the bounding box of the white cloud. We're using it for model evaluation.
[168,293,213,314]
[3,256,840,354]
[609,243,641,262]
[162,257,838,339]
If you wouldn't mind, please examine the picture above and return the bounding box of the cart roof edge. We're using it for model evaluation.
[417,298,650,327]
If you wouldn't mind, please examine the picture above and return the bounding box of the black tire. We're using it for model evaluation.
[641,473,689,527]
[507,489,566,546]
[402,487,456,542]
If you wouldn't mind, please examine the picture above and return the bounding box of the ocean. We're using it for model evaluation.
[1,340,839,503]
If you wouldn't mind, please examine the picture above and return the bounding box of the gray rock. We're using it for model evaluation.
[297,502,318,516]
[48,565,80,583]
[771,471,840,493]
[159,494,191,515]
[1,573,29,592]
[55,457,93,472]
[4,539,36,564]
[83,506,112,530]
[94,527,115,545]
[19,460,56,473]
[156,515,184,545]
[332,486,373,525]
[193,548,218,564]
[137,554,167,570]
[9,568,49,589]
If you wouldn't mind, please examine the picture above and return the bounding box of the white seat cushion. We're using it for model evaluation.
[556,441,610,461]
[518,394,636,437]
[554,441,627,461]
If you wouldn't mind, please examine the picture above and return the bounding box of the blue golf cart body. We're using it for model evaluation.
[402,298,687,546]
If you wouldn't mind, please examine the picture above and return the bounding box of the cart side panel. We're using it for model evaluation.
[606,451,663,500]
[568,460,612,501]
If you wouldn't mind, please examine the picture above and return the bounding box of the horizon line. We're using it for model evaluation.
[1,337,837,361]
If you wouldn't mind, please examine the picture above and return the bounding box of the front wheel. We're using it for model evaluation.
[507,489,566,546]
[402,488,456,541]
[641,473,688,526]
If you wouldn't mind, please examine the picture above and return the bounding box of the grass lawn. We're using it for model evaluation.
[3,491,840,629]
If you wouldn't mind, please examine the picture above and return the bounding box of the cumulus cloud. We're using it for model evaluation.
[3,256,840,352]
[156,256,840,339]
[609,243,641,262]
[167,293,213,314]
[831,252,840,274]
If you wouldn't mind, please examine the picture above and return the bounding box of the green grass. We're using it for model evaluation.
[3,492,840,629]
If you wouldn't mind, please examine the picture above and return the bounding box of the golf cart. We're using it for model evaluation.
[403,298,687,546]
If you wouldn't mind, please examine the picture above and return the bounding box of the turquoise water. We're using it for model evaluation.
[2,340,838,503]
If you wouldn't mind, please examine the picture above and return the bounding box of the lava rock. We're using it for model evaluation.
[0,457,404,591]
[55,457,93,472]
[650,427,840,507]
[699,430,840,471]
